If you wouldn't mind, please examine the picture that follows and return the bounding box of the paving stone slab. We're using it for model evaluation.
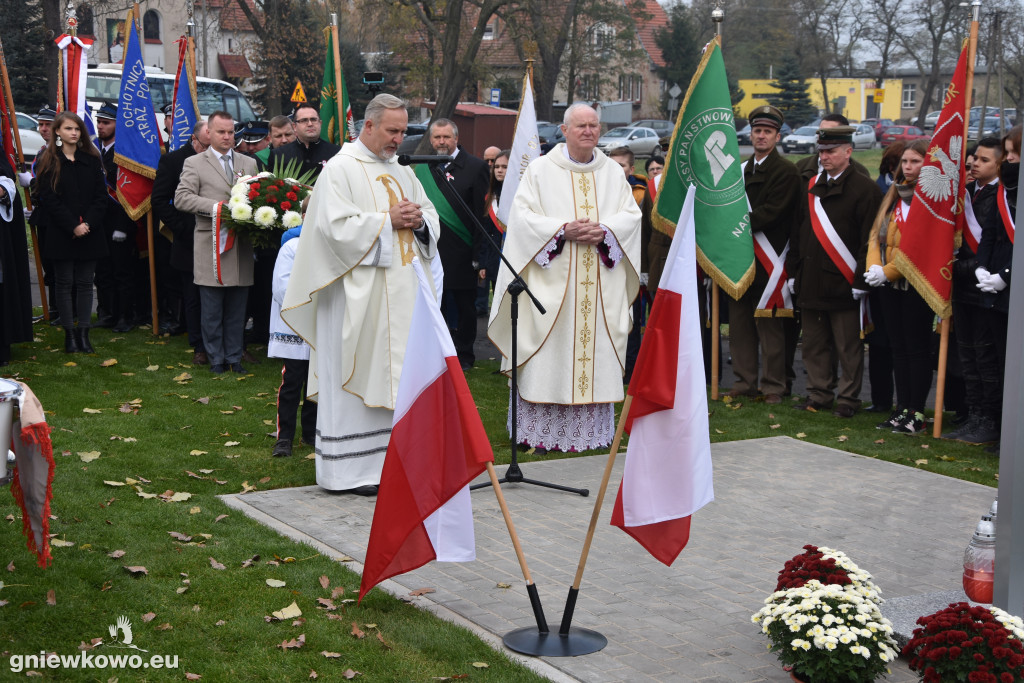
[223,435,996,682]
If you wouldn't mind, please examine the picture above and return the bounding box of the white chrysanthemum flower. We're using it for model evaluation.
[230,182,248,197]
[256,171,273,178]
[227,194,247,208]
[282,210,302,228]
[231,203,253,221]
[284,177,300,185]
[253,206,278,227]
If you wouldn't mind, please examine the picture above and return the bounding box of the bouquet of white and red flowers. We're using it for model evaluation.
[220,171,313,249]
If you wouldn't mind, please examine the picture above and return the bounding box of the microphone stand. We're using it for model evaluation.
[421,160,589,498]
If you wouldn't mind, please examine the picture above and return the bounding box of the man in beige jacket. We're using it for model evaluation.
[174,110,259,374]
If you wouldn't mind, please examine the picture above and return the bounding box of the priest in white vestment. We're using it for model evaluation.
[488,103,642,452]
[281,94,440,494]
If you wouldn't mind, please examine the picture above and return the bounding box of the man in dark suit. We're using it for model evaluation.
[266,103,340,180]
[428,118,490,369]
[93,103,139,333]
[153,120,211,364]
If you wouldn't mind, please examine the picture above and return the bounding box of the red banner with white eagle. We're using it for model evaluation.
[891,42,969,319]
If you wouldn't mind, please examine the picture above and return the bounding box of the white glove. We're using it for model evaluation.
[975,267,991,284]
[988,274,1008,292]
[112,230,128,242]
[786,278,796,295]
[639,272,649,287]
[18,172,32,187]
[852,288,868,301]
[864,264,886,288]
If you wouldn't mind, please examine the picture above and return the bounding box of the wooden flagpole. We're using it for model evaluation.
[484,462,549,633]
[935,2,981,437]
[0,36,47,320]
[559,395,632,634]
[711,284,720,400]
[330,16,344,144]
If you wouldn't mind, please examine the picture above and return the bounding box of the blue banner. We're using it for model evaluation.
[113,10,161,179]
[169,39,199,152]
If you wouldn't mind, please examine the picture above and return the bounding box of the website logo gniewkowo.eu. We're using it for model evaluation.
[8,615,179,673]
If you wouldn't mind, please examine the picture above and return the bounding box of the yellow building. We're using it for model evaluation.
[736,78,905,123]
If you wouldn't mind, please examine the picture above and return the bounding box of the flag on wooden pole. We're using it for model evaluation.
[113,8,162,220]
[359,259,493,601]
[496,69,540,229]
[891,42,969,318]
[320,26,354,145]
[611,185,714,565]
[653,37,753,300]
[168,36,200,152]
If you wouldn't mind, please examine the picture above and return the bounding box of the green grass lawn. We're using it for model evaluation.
[0,311,996,679]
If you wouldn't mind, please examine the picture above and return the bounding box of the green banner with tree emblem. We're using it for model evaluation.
[653,37,753,300]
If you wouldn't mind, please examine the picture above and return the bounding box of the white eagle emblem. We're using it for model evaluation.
[918,135,962,203]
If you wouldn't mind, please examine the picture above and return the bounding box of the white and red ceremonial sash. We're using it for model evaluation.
[487,200,504,234]
[962,192,983,252]
[752,232,791,314]
[211,202,235,285]
[807,173,856,285]
[997,186,1015,244]
[612,185,713,566]
[359,259,493,601]
[54,34,93,119]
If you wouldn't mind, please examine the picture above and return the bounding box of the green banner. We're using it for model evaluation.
[320,28,354,145]
[653,38,753,300]
[414,164,473,247]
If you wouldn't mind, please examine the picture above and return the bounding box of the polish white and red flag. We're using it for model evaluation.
[359,259,494,601]
[611,185,714,566]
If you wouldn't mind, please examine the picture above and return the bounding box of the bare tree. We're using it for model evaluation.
[503,0,582,121]
[863,0,908,87]
[792,0,866,114]
[896,0,964,125]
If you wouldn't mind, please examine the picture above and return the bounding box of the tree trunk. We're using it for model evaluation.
[818,74,831,116]
[41,0,61,106]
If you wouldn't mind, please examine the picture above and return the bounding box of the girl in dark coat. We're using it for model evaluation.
[33,112,107,353]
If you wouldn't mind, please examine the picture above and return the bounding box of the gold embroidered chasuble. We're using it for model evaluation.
[488,144,642,405]
[281,141,440,410]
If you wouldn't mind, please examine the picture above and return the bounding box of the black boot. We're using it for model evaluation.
[64,329,80,353]
[77,327,95,354]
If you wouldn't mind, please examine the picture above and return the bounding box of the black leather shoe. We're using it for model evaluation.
[272,439,293,457]
[241,349,261,365]
[349,485,379,496]
[112,318,134,333]
[230,362,247,374]
[77,328,95,354]
[209,364,227,374]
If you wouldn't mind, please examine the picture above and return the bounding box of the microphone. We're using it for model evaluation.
[397,154,454,166]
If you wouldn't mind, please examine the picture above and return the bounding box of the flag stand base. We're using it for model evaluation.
[502,626,607,657]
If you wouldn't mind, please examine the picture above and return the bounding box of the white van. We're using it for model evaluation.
[86,64,259,140]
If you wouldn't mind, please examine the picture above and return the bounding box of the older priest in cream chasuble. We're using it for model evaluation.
[282,137,439,491]
[488,142,641,451]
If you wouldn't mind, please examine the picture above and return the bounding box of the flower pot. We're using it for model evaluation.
[789,671,808,683]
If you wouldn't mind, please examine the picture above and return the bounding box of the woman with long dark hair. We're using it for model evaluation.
[478,149,509,314]
[864,138,933,434]
[33,112,108,353]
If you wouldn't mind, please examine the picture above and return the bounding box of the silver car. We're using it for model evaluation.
[14,112,45,160]
[852,124,876,150]
[596,126,662,156]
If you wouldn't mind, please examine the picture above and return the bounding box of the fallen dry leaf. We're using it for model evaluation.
[100,581,113,591]
[124,566,148,576]
[409,587,435,596]
[146,364,159,371]
[100,358,118,367]
[214,514,229,523]
[185,674,201,681]
[266,579,287,588]
[921,444,931,449]
[496,582,511,589]
[292,618,305,627]
[837,435,849,442]
[915,458,929,465]
[271,601,302,621]
[167,492,192,502]
[176,586,189,594]
[190,450,208,456]
[103,480,126,487]
[6,561,13,572]
[769,424,781,430]
[46,589,56,606]
[169,532,193,542]
[50,539,74,547]
[215,619,226,626]
[277,634,306,650]
[78,451,100,462]
[64,361,77,367]
[189,507,201,515]
[209,557,226,570]
[874,438,886,444]
[186,471,205,480]
[259,476,271,484]
[82,408,101,414]
[224,441,240,447]
[241,554,260,568]
[108,550,126,558]
[319,575,330,590]
[316,598,336,611]
[309,671,317,680]
[321,652,342,659]
[173,372,192,382]
[376,632,390,650]
[142,612,156,622]
[342,670,360,680]
[331,586,345,600]
[351,622,366,639]
[472,662,489,668]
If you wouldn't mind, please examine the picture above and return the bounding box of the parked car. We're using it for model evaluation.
[853,124,876,150]
[596,126,662,156]
[920,110,942,131]
[537,122,565,145]
[632,119,674,138]
[862,118,895,141]
[880,125,929,147]
[13,112,45,160]
[736,123,751,146]
[781,126,818,154]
